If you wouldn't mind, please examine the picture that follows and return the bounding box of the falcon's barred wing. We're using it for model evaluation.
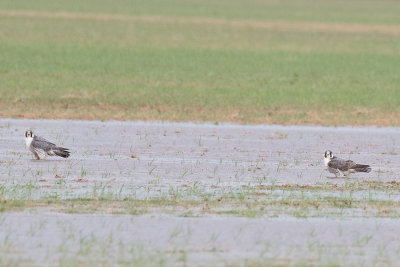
[34,135,55,146]
[32,136,56,152]
[328,157,356,171]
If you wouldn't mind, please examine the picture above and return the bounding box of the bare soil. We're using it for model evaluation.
[1,9,400,36]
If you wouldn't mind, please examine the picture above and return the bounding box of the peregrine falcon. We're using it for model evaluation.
[25,130,70,160]
[324,150,371,177]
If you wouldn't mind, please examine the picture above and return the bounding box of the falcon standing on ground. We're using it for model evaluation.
[324,150,371,177]
[25,130,70,160]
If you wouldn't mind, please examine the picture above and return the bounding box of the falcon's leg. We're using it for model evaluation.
[33,152,40,160]
[35,149,46,160]
[327,168,341,178]
[334,169,346,178]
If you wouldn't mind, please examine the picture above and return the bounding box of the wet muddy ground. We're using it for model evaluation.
[0,119,399,266]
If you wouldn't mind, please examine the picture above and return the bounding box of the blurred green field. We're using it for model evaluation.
[0,0,399,125]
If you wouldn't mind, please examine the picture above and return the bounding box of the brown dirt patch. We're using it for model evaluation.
[1,9,400,36]
[1,101,399,126]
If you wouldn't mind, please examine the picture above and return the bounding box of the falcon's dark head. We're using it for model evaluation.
[324,150,333,159]
[25,130,33,138]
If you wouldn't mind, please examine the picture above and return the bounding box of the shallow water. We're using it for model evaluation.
[0,119,400,265]
[1,213,399,266]
[0,119,399,198]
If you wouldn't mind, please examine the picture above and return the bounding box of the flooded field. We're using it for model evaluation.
[0,119,400,266]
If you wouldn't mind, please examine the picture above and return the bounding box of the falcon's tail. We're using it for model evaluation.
[351,164,371,173]
[53,147,70,158]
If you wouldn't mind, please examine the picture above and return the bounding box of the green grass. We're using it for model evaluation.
[0,0,400,125]
[1,181,400,218]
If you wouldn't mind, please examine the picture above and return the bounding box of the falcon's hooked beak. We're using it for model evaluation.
[324,150,333,159]
[25,130,33,138]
